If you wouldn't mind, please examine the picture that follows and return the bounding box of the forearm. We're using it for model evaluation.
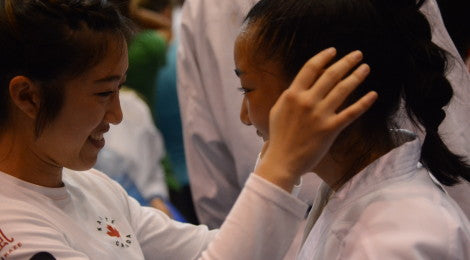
[199,174,308,260]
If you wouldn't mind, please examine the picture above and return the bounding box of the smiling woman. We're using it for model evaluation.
[0,0,130,187]
[32,40,128,173]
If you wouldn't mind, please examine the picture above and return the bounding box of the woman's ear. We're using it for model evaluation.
[9,76,41,119]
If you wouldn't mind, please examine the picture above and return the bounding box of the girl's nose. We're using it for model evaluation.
[239,97,252,126]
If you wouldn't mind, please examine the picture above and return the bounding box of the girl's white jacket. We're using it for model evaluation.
[298,131,470,259]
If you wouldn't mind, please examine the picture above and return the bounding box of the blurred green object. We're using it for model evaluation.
[161,155,181,191]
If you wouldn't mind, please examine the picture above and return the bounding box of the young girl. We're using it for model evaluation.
[0,0,375,259]
[235,0,470,258]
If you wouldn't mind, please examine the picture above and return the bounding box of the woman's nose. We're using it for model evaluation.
[105,93,123,125]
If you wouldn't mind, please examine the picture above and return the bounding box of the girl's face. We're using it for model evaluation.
[32,41,128,171]
[234,31,290,141]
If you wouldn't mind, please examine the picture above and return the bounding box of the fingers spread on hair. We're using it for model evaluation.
[289,47,337,91]
[323,63,370,110]
[309,50,363,100]
[334,91,378,129]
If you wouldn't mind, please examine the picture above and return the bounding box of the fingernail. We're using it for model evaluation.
[357,64,370,75]
[326,47,336,55]
[352,50,363,61]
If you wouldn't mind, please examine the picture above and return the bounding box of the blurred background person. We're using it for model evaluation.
[117,0,172,115]
[107,0,197,223]
[153,0,199,224]
[94,88,184,220]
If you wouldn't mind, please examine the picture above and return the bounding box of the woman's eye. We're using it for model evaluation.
[96,86,122,97]
[96,91,116,97]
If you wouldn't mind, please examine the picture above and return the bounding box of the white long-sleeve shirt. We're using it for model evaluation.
[298,132,470,259]
[0,169,307,259]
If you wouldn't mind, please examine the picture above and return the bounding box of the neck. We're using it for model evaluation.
[0,128,63,188]
[314,138,395,192]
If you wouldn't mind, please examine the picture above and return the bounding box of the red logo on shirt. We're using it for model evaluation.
[0,228,22,259]
[0,229,14,250]
[106,225,120,238]
[96,216,132,248]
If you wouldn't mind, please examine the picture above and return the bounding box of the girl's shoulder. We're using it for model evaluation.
[336,176,470,259]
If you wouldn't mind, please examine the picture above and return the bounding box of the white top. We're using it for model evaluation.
[95,89,168,201]
[298,132,470,259]
[0,169,307,259]
[177,0,470,231]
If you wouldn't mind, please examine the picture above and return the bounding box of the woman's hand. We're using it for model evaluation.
[255,48,377,192]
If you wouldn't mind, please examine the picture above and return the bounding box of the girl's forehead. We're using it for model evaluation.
[235,30,263,61]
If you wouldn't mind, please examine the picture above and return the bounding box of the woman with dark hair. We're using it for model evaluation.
[0,0,375,259]
[235,0,470,258]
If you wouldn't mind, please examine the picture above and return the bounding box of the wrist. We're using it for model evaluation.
[254,158,299,192]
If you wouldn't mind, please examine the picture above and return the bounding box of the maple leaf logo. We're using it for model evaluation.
[106,225,121,238]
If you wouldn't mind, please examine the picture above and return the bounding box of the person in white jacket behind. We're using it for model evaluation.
[234,0,470,258]
[0,0,376,259]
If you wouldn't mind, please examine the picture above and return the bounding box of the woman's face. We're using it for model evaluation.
[234,31,290,141]
[32,41,128,171]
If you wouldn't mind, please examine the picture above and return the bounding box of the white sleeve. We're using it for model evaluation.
[199,174,308,260]
[134,174,307,260]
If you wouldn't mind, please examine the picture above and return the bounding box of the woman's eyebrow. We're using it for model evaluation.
[94,72,128,83]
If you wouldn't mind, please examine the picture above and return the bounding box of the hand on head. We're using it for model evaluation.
[255,48,377,191]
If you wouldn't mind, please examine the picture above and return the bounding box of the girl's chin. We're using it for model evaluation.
[256,130,266,140]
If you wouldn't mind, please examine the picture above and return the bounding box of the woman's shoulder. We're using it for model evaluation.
[63,167,115,184]
[62,168,129,200]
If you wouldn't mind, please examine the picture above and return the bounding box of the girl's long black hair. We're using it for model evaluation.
[244,0,469,185]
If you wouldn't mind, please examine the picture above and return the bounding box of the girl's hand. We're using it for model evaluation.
[255,48,377,191]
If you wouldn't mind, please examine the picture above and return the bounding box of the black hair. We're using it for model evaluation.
[0,0,132,136]
[107,0,132,18]
[244,0,470,185]
[138,0,172,13]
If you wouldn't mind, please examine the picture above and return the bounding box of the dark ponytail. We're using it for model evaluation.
[386,1,470,185]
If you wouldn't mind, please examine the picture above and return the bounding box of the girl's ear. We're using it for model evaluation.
[9,76,41,119]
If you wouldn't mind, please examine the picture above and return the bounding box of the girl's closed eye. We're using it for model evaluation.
[238,87,253,95]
